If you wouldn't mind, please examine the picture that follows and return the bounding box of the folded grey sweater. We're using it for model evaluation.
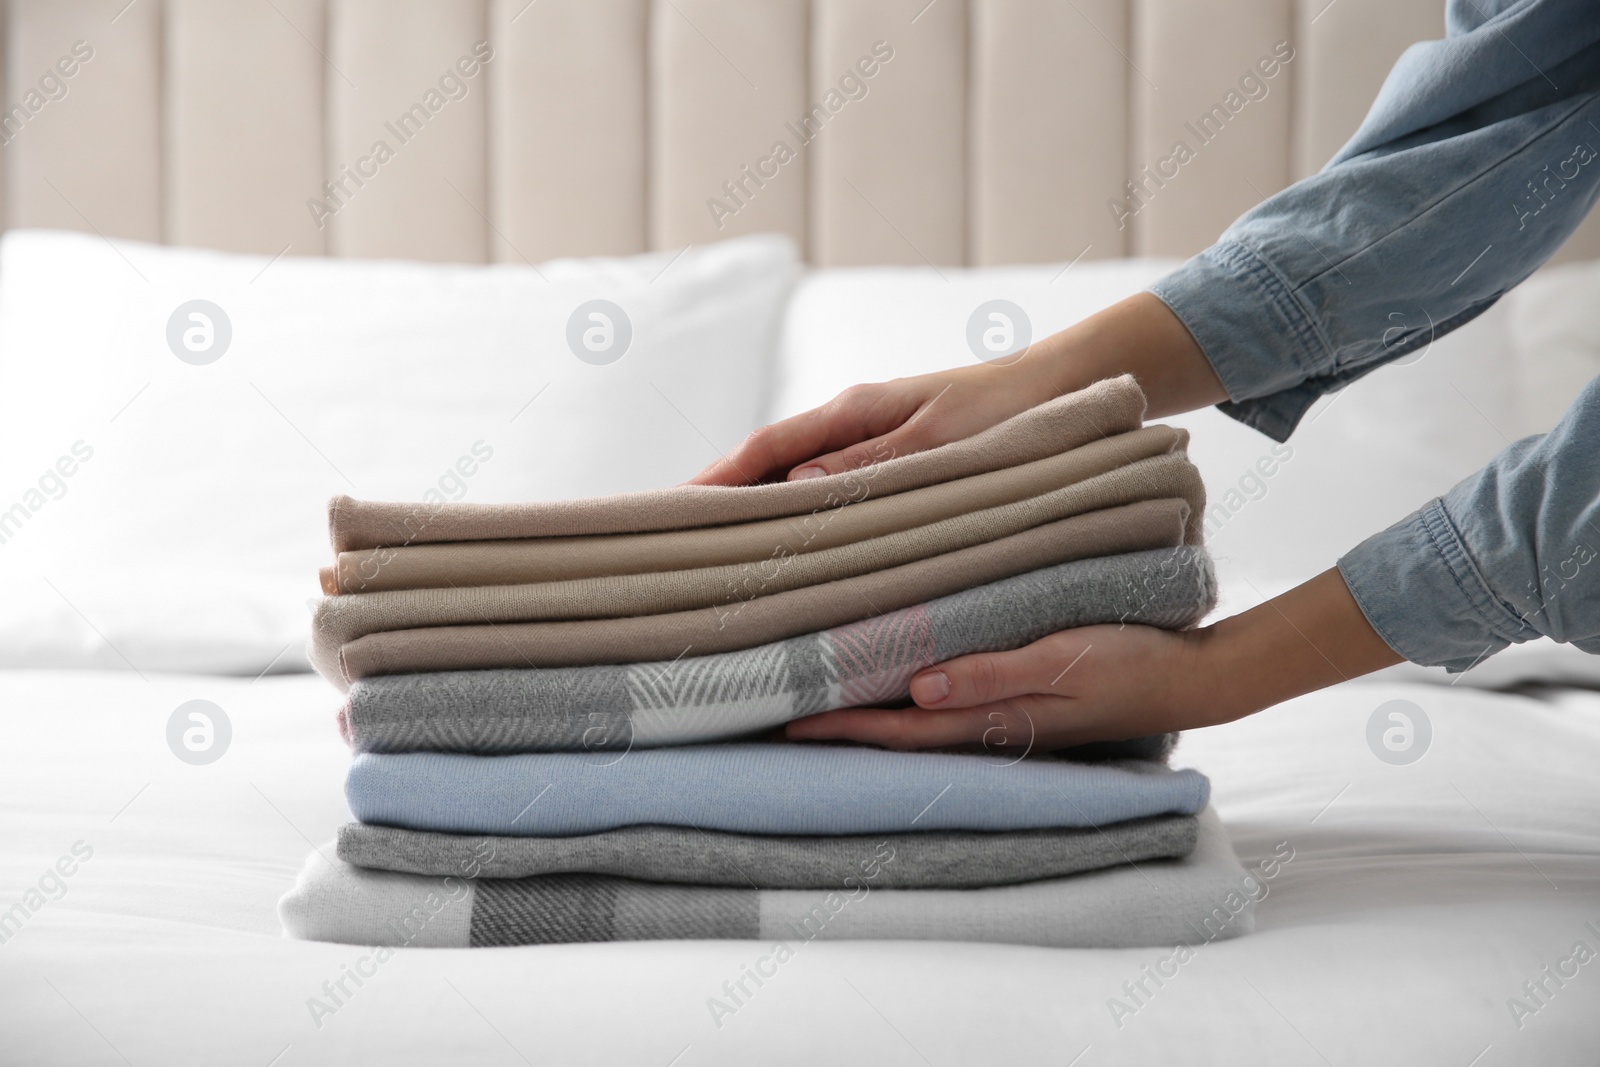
[281,807,1256,949]
[336,815,1200,889]
[341,546,1216,754]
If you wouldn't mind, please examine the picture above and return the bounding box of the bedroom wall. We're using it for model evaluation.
[2,0,1597,267]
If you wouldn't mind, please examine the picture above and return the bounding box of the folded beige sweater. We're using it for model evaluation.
[326,374,1147,552]
[329,424,1187,593]
[325,497,1189,685]
[311,452,1204,665]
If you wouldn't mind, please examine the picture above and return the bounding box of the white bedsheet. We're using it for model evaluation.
[2,668,1597,1064]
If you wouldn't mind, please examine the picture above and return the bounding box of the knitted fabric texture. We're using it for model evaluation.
[329,425,1190,593]
[340,546,1215,754]
[335,815,1200,888]
[327,375,1149,552]
[326,497,1191,684]
[281,808,1254,948]
[344,742,1211,837]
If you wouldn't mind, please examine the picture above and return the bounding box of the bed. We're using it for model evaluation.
[3,0,1599,1061]
[2,240,1597,1062]
[5,669,1598,1063]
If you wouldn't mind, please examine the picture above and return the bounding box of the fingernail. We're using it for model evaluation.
[910,669,950,705]
[789,465,826,481]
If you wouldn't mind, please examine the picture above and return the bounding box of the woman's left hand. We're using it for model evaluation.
[785,622,1232,752]
[783,568,1407,752]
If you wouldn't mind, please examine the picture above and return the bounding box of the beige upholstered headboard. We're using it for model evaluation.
[6,0,1597,267]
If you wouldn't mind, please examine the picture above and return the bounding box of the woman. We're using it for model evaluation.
[691,0,1600,751]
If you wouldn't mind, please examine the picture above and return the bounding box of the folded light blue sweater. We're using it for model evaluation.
[345,743,1210,836]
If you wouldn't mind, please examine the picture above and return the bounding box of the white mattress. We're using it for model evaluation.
[2,667,1597,1063]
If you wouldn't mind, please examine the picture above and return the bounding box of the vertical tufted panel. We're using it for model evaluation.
[6,0,1581,270]
[1292,0,1440,179]
[0,0,8,231]
[489,0,647,263]
[810,0,966,267]
[326,0,489,262]
[166,0,327,255]
[1128,0,1293,258]
[651,0,808,253]
[9,0,161,241]
[1551,195,1600,264]
[970,0,1129,264]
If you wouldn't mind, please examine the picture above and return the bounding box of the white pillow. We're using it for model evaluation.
[771,259,1525,601]
[771,260,1183,417]
[0,231,797,675]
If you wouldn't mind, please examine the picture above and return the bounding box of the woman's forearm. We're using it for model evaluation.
[1015,292,1230,418]
[1194,568,1404,719]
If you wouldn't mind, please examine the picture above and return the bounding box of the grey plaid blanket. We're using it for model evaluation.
[340,546,1215,755]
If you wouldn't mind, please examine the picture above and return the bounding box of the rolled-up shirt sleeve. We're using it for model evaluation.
[1337,376,1600,670]
[1145,0,1600,668]
[1149,0,1600,441]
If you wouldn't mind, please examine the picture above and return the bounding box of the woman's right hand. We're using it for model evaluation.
[686,292,1225,487]
[688,361,1057,486]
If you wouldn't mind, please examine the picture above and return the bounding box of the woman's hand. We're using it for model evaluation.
[786,623,1230,751]
[688,292,1227,487]
[688,361,1054,486]
[785,569,1405,751]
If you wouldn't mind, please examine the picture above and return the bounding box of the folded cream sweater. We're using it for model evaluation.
[327,423,1188,593]
[326,374,1148,552]
[322,498,1189,684]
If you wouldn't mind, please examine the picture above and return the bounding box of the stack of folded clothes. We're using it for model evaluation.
[280,375,1259,949]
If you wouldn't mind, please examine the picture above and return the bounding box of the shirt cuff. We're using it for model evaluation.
[1147,241,1334,443]
[1337,498,1542,672]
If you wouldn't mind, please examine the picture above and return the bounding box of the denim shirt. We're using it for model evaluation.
[1148,0,1600,670]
